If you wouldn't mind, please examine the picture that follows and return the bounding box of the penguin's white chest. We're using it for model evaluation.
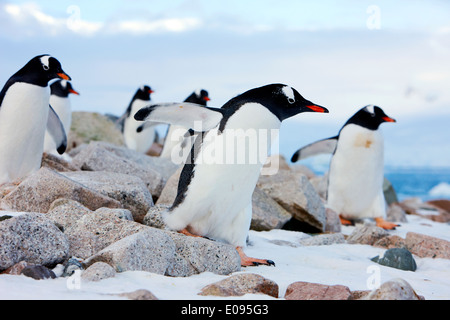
[327,124,385,218]
[0,83,50,183]
[165,103,281,246]
[123,99,156,153]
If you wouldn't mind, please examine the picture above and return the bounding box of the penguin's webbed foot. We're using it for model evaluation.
[236,246,275,267]
[339,215,354,226]
[178,228,212,240]
[375,217,400,230]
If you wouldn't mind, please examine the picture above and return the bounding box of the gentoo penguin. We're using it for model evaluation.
[43,80,79,154]
[134,84,328,266]
[0,55,70,184]
[121,85,156,153]
[291,105,398,230]
[159,89,211,160]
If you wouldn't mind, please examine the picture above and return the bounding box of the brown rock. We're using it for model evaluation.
[117,289,158,300]
[1,261,29,275]
[365,278,424,300]
[81,262,116,282]
[199,273,278,298]
[427,199,450,213]
[405,232,450,259]
[346,225,389,245]
[374,235,407,249]
[284,281,352,300]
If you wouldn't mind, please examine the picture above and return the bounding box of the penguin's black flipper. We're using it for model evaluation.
[291,136,338,162]
[47,104,67,154]
[134,102,227,132]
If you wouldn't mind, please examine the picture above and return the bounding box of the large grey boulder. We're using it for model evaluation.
[0,213,69,270]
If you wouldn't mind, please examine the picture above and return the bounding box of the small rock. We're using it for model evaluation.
[371,248,417,271]
[116,289,158,300]
[284,281,352,300]
[0,213,69,270]
[383,177,399,205]
[364,278,423,300]
[21,265,57,280]
[346,225,389,245]
[1,261,29,275]
[299,233,346,246]
[81,262,116,282]
[199,273,278,298]
[386,203,408,223]
[257,170,326,232]
[2,167,121,213]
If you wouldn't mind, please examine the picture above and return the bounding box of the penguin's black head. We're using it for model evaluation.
[50,80,80,98]
[346,105,396,130]
[239,84,328,122]
[16,55,71,87]
[184,89,210,106]
[133,85,154,101]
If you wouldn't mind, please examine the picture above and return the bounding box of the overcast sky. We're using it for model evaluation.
[1,0,449,167]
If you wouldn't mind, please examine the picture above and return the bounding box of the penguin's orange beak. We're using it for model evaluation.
[203,96,211,101]
[306,105,328,113]
[69,89,80,95]
[382,116,396,123]
[57,72,71,81]
[148,89,154,94]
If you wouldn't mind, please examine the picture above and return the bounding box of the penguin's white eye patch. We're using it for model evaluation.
[40,55,51,71]
[282,86,296,104]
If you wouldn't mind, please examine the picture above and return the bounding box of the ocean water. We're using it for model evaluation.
[384,167,450,202]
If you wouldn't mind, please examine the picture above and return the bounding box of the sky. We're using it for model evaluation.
[0,0,449,167]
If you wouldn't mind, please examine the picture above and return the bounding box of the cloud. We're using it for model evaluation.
[0,2,202,38]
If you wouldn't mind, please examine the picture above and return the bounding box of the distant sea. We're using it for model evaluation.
[384,167,450,202]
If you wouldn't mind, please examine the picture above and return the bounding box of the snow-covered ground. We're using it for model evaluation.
[1,214,449,300]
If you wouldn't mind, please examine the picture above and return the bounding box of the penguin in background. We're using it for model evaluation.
[43,80,79,155]
[120,85,157,153]
[134,83,328,266]
[0,54,69,185]
[159,89,211,160]
[291,105,398,230]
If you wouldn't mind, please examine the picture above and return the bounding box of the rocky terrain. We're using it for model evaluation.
[0,112,449,300]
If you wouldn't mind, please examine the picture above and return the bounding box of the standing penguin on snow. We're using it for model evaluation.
[120,85,157,153]
[291,105,398,230]
[159,89,211,160]
[0,54,69,185]
[43,80,79,155]
[135,84,328,266]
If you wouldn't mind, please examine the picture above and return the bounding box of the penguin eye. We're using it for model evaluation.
[287,98,295,104]
[43,65,49,71]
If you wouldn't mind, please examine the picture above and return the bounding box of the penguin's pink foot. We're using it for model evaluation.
[236,246,275,267]
[375,217,400,230]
